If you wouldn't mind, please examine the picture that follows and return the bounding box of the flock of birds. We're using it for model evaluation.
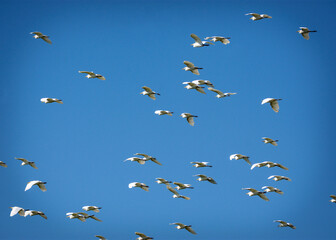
[1,11,331,240]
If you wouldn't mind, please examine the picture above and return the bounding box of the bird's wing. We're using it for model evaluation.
[288,224,296,229]
[97,76,105,80]
[220,38,230,45]
[271,141,278,146]
[262,14,272,18]
[302,32,310,40]
[186,226,197,235]
[270,100,280,112]
[183,61,194,68]
[229,154,237,160]
[39,212,48,219]
[135,153,150,158]
[10,207,23,217]
[196,87,206,94]
[78,71,95,76]
[190,34,203,44]
[151,159,162,165]
[196,174,207,178]
[250,163,259,170]
[246,13,260,17]
[268,175,275,179]
[78,212,89,216]
[181,195,191,200]
[142,86,152,92]
[95,236,106,240]
[208,87,223,95]
[29,162,38,169]
[274,220,286,224]
[300,27,309,31]
[25,181,37,191]
[276,163,288,170]
[261,98,273,105]
[31,32,43,36]
[191,69,200,75]
[41,36,52,44]
[90,215,102,222]
[263,137,272,141]
[243,188,257,193]
[15,157,28,163]
[187,116,195,126]
[208,178,217,184]
[38,183,47,192]
[167,185,179,195]
[330,195,336,200]
[173,182,184,187]
[170,222,185,227]
[243,157,251,165]
[259,193,269,201]
[135,232,147,238]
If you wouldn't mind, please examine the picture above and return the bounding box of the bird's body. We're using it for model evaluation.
[208,87,236,98]
[230,154,251,165]
[173,182,194,190]
[78,71,105,80]
[0,161,8,167]
[40,98,63,104]
[25,180,47,192]
[190,33,214,47]
[330,195,336,203]
[262,186,284,195]
[274,220,296,229]
[262,137,278,146]
[135,232,153,240]
[181,113,198,126]
[156,178,172,185]
[140,86,160,100]
[66,212,86,222]
[170,222,197,234]
[297,27,317,40]
[183,61,203,75]
[166,185,190,200]
[251,161,288,170]
[24,210,47,220]
[194,174,217,184]
[204,36,230,45]
[155,110,173,116]
[192,80,214,87]
[82,206,102,213]
[134,153,162,165]
[242,188,269,201]
[124,157,146,165]
[268,175,291,182]
[30,32,52,44]
[245,13,272,21]
[261,98,282,113]
[15,157,38,169]
[129,182,149,191]
[183,82,206,94]
[10,207,26,217]
[191,161,212,168]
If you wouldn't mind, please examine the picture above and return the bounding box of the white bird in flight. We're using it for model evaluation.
[129,182,149,192]
[24,210,47,220]
[0,161,8,167]
[330,195,336,203]
[78,71,105,80]
[230,154,251,165]
[25,180,47,192]
[182,61,203,75]
[14,157,38,169]
[192,80,214,87]
[190,33,214,47]
[262,186,284,195]
[166,185,190,200]
[242,188,269,201]
[183,82,206,94]
[268,175,291,182]
[191,161,212,168]
[66,212,86,222]
[41,98,63,104]
[82,206,102,213]
[173,182,194,190]
[30,32,52,44]
[262,137,278,146]
[135,232,153,240]
[208,87,237,98]
[261,98,282,113]
[251,161,288,170]
[140,86,160,100]
[9,206,26,217]
[134,153,162,165]
[245,13,272,21]
[156,178,172,185]
[194,174,217,184]
[204,36,230,45]
[95,235,107,240]
[155,110,173,116]
[181,113,198,126]
[274,220,296,229]
[124,157,146,165]
[297,27,317,40]
[170,222,197,235]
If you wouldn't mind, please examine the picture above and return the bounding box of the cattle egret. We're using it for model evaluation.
[268,175,291,182]
[166,185,190,200]
[181,113,198,126]
[191,162,212,168]
[194,174,217,184]
[140,86,160,100]
[124,157,146,165]
[182,61,203,75]
[261,98,282,113]
[170,222,197,235]
[134,153,162,165]
[208,87,237,98]
[297,27,317,40]
[41,98,63,104]
[14,157,38,169]
[80,212,102,222]
[274,220,296,229]
[330,195,336,203]
[155,110,173,116]
[173,182,194,190]
[183,82,206,94]
[245,13,272,21]
[251,161,288,170]
[0,161,7,167]
[82,206,102,213]
[95,235,106,240]
[66,212,86,222]
[190,33,214,47]
[9,207,26,217]
[230,154,251,165]
[156,178,172,185]
[129,182,149,192]
[192,80,214,87]
[78,71,105,80]
[24,210,47,220]
[204,36,230,45]
[262,137,278,146]
[262,186,284,195]
[25,180,47,192]
[242,188,269,201]
[30,32,52,44]
[135,232,153,240]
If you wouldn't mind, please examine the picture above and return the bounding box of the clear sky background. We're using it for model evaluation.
[1,0,336,239]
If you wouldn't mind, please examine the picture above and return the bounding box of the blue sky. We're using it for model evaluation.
[1,0,336,239]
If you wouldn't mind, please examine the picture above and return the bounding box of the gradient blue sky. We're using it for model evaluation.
[1,0,336,239]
